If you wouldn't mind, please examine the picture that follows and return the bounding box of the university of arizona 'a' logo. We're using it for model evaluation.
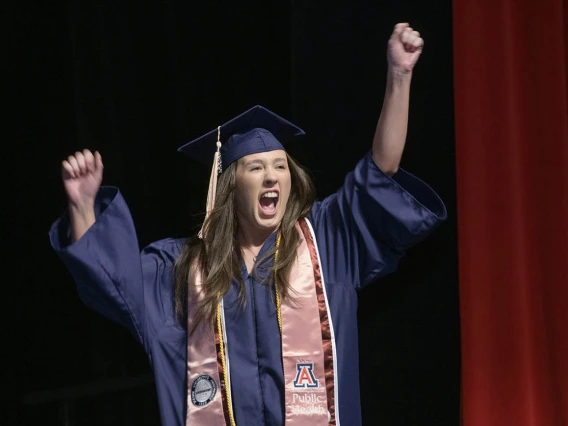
[293,362,319,388]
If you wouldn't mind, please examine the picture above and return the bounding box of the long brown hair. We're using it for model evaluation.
[174,153,317,332]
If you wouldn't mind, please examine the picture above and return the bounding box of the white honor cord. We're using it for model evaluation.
[220,298,233,409]
[305,218,341,425]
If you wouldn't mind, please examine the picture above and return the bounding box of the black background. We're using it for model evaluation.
[6,0,458,424]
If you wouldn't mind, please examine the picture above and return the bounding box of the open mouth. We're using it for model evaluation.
[259,190,279,216]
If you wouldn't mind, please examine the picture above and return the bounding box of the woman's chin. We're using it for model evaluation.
[254,215,281,233]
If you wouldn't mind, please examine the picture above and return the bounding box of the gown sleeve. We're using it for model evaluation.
[308,151,447,289]
[49,186,183,347]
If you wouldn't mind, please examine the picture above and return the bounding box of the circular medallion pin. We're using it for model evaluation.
[191,374,217,407]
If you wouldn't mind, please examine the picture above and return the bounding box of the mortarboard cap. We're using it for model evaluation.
[177,105,305,172]
[178,105,305,238]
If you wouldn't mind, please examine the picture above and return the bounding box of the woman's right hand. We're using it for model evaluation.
[62,149,104,209]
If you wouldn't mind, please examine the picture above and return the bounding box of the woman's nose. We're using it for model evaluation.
[264,167,277,185]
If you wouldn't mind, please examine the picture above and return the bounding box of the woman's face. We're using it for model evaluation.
[233,150,291,236]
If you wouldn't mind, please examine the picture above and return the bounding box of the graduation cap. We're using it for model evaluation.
[177,105,305,237]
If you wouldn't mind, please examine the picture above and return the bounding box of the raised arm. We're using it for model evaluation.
[309,23,446,289]
[373,23,424,176]
[51,148,186,349]
[61,149,104,242]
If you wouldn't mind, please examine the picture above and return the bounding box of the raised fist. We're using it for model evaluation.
[61,149,103,208]
[387,23,424,74]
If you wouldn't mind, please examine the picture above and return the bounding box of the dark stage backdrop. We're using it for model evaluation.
[7,1,458,425]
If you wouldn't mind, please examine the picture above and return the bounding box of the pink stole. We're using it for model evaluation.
[186,219,338,425]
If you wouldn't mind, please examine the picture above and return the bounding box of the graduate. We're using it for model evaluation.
[50,23,447,426]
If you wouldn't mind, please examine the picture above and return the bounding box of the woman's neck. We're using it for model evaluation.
[237,226,274,251]
[236,212,279,250]
[237,224,276,275]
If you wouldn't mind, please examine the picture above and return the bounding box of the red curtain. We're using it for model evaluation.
[453,0,568,425]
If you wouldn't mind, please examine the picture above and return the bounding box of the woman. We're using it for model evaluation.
[50,23,446,426]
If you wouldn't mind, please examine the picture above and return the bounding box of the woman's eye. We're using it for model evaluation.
[250,166,261,171]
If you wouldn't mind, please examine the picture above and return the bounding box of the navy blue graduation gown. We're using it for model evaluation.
[50,153,446,426]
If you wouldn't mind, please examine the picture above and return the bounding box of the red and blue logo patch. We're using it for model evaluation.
[293,362,319,388]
